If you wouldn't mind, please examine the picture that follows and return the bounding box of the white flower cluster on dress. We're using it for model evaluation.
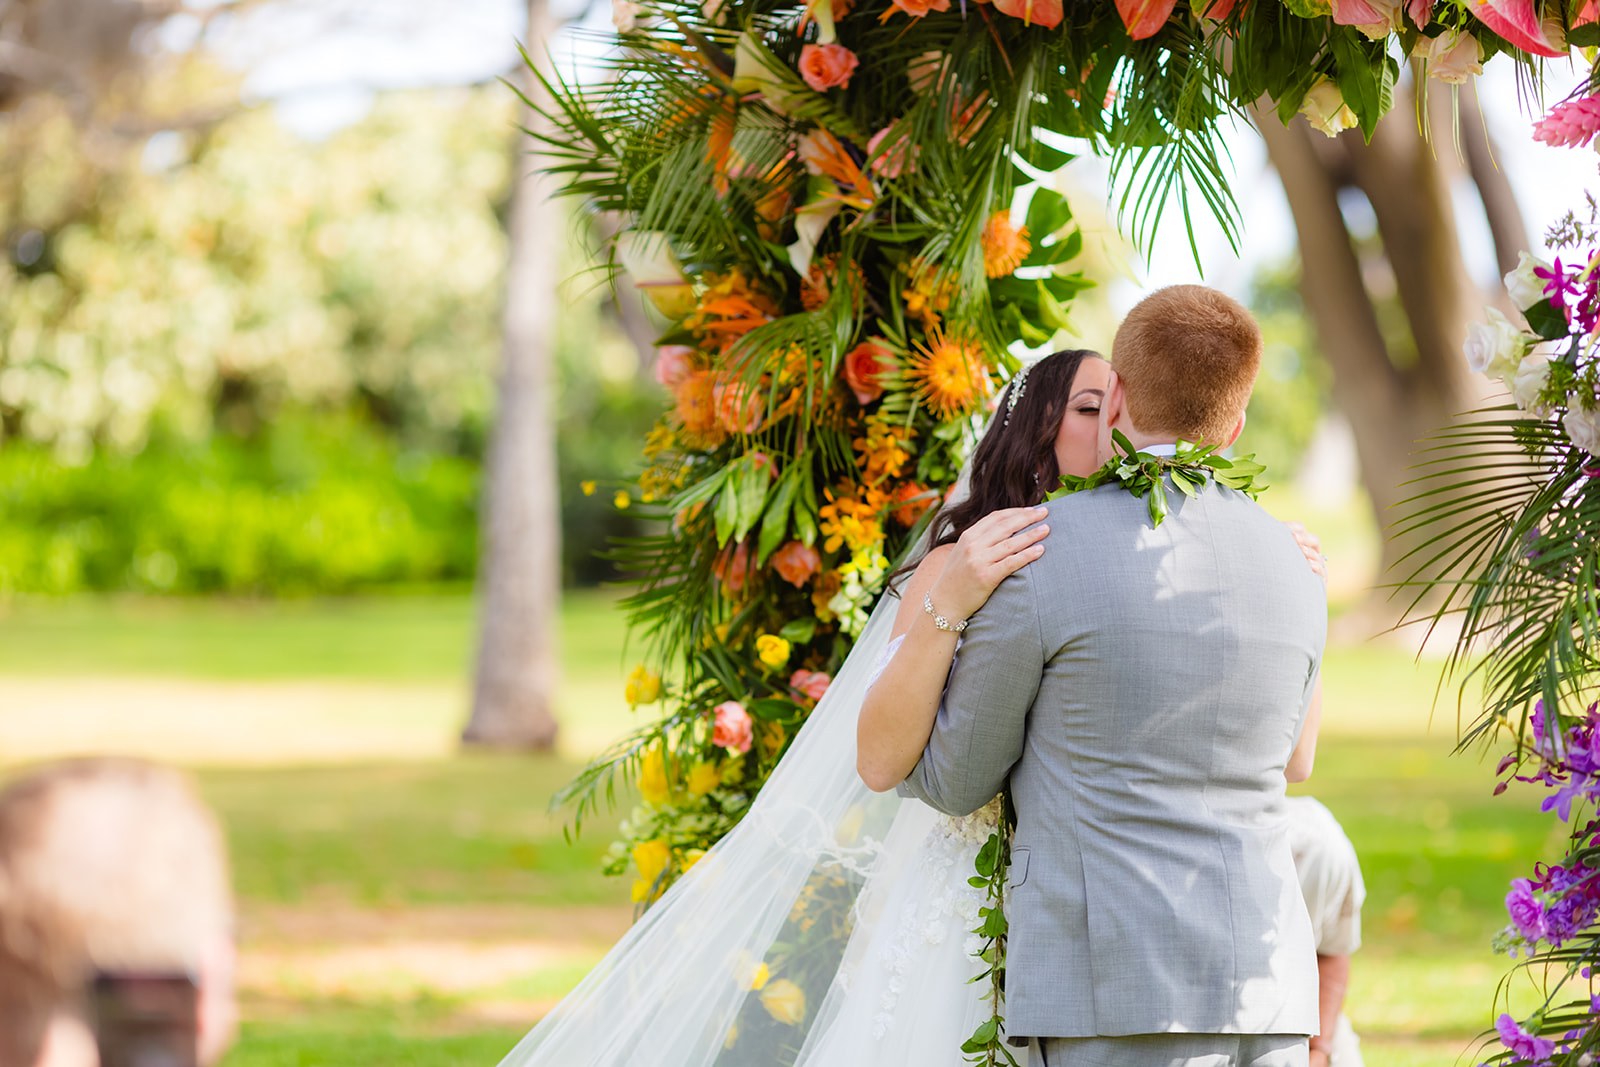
[868,801,999,1040]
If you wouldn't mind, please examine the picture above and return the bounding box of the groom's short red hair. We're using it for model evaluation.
[1111,285,1262,447]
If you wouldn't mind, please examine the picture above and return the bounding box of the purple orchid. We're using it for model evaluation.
[1497,1013,1557,1063]
[1507,878,1549,943]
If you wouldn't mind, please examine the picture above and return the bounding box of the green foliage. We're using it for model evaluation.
[0,415,477,595]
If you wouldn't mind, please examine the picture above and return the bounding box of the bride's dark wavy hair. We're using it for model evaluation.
[892,348,1101,589]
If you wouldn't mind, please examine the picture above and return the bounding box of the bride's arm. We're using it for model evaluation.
[1286,677,1323,782]
[857,506,1049,792]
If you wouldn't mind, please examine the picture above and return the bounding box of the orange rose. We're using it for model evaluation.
[797,44,859,93]
[890,482,936,527]
[842,340,894,405]
[772,541,821,587]
[714,378,764,435]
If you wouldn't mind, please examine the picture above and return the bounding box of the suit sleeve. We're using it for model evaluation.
[896,560,1047,816]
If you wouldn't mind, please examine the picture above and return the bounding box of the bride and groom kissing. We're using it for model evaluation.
[503,283,1344,1067]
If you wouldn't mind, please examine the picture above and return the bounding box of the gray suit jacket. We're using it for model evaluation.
[900,481,1326,1040]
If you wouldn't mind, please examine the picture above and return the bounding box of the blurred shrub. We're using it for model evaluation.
[0,415,477,594]
[0,86,509,457]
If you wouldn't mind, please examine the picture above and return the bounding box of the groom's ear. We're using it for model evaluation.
[1221,411,1246,450]
[1101,371,1124,427]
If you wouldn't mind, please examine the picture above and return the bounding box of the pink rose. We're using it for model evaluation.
[771,541,821,587]
[790,670,831,702]
[842,340,894,405]
[712,701,754,753]
[798,44,859,94]
[654,345,694,389]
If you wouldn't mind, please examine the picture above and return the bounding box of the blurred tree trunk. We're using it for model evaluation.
[1253,75,1526,619]
[463,0,561,750]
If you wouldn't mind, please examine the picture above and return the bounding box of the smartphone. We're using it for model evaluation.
[92,973,198,1067]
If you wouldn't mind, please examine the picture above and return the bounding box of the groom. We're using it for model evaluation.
[900,285,1327,1066]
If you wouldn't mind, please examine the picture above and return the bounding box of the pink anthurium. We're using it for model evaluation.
[1464,0,1568,57]
[1115,0,1178,39]
[1201,0,1243,20]
[1330,0,1392,26]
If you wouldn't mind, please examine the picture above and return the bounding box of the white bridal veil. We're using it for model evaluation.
[497,449,1004,1067]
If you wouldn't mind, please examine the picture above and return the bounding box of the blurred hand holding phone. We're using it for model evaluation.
[93,974,198,1067]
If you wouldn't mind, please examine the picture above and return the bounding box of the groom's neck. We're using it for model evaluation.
[1113,421,1178,453]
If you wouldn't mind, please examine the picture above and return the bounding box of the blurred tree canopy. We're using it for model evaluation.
[0,80,659,594]
[0,85,509,456]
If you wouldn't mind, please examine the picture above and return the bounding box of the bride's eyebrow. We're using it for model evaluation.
[1070,389,1104,403]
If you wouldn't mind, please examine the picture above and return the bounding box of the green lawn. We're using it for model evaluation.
[0,591,1558,1066]
[0,589,631,681]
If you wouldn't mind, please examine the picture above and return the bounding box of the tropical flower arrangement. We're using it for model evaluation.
[523,0,1580,1055]
[1412,78,1600,1065]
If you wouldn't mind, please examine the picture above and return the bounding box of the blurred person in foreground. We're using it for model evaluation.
[0,759,236,1067]
[1288,795,1367,1067]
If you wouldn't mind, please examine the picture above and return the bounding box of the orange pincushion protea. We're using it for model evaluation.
[981,212,1031,278]
[908,334,988,418]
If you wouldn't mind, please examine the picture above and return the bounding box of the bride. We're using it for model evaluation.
[497,347,1325,1066]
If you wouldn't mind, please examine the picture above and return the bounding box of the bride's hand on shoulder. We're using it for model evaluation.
[1283,520,1327,581]
[928,505,1050,622]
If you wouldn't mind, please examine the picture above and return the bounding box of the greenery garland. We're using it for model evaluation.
[1047,430,1268,524]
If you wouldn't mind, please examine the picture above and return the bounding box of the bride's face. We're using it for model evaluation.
[1053,356,1111,478]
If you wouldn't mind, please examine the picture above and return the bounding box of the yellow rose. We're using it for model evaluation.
[630,838,671,903]
[755,633,791,669]
[625,664,662,707]
[688,762,721,796]
[749,961,770,991]
[760,978,806,1025]
[638,747,672,806]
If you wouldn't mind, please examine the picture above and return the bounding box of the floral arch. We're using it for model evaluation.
[534,0,1600,1061]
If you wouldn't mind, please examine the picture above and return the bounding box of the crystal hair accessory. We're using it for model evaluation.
[1002,363,1032,428]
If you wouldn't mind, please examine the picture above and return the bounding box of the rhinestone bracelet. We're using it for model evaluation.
[922,591,969,633]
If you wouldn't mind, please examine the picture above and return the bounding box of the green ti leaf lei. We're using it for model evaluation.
[1046,429,1268,527]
